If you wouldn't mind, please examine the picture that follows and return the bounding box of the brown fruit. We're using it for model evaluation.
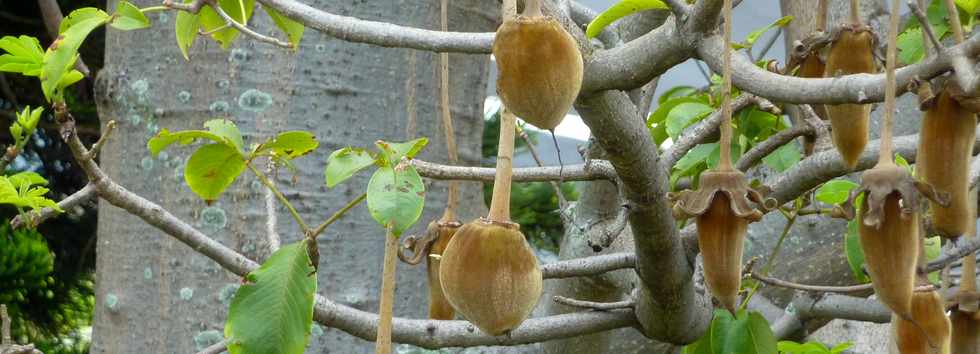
[824,27,875,169]
[859,190,918,318]
[798,52,827,121]
[493,15,583,130]
[892,290,951,354]
[951,310,980,353]
[426,221,459,320]
[696,193,749,313]
[439,218,542,335]
[917,88,977,238]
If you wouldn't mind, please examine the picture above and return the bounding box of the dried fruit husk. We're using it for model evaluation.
[493,15,583,130]
[951,309,980,353]
[668,169,774,313]
[917,88,977,238]
[892,290,951,354]
[844,165,949,318]
[439,218,542,335]
[427,220,460,320]
[824,26,876,169]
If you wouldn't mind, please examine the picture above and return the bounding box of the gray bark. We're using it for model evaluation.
[90,1,495,353]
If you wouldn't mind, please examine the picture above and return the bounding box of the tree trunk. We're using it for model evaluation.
[90,1,496,352]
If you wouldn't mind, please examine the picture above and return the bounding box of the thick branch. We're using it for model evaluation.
[255,0,494,53]
[698,32,980,104]
[576,90,711,343]
[412,159,616,182]
[541,252,635,279]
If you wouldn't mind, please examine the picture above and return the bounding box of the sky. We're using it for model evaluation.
[494,0,789,141]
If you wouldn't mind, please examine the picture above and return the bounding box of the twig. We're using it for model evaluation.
[37,0,90,77]
[552,296,635,311]
[694,60,712,85]
[540,252,635,279]
[735,124,811,171]
[199,24,231,35]
[518,127,568,210]
[10,183,96,229]
[411,159,616,182]
[264,161,281,254]
[208,2,293,48]
[907,0,942,55]
[195,340,227,354]
[308,193,366,239]
[163,0,207,13]
[750,272,936,294]
[247,164,309,233]
[82,120,116,161]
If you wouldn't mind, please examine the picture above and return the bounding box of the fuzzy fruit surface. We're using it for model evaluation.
[892,290,951,354]
[917,89,977,238]
[951,310,980,354]
[439,219,542,335]
[824,29,875,169]
[860,193,918,318]
[696,193,747,313]
[493,16,583,130]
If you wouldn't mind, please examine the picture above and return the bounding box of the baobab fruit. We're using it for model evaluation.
[917,88,976,238]
[824,26,875,169]
[439,219,542,335]
[951,310,980,353]
[668,169,773,313]
[426,220,459,320]
[892,290,951,354]
[493,9,583,130]
[798,52,827,120]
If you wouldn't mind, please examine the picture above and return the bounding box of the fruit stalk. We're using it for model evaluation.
[717,0,734,171]
[439,0,458,223]
[488,109,516,222]
[375,226,398,354]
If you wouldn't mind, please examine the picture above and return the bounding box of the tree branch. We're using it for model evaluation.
[10,183,96,229]
[552,296,635,311]
[207,1,293,48]
[411,159,616,182]
[541,252,635,279]
[734,125,811,171]
[697,31,980,104]
[255,0,494,53]
[575,90,711,344]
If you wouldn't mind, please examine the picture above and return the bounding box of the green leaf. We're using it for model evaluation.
[264,6,304,48]
[666,102,714,139]
[724,311,777,354]
[845,196,870,283]
[957,0,979,16]
[738,16,793,49]
[674,143,716,174]
[174,2,201,60]
[323,147,376,188]
[109,1,151,30]
[366,165,425,236]
[225,240,316,354]
[198,0,256,49]
[11,106,43,144]
[374,137,428,167]
[184,143,247,202]
[829,341,854,353]
[739,108,779,141]
[894,152,913,174]
[762,143,801,172]
[57,70,84,91]
[0,35,44,76]
[256,131,318,159]
[815,179,859,205]
[897,27,926,65]
[924,236,941,284]
[683,309,736,354]
[147,119,245,156]
[648,97,706,125]
[658,86,698,105]
[0,173,62,213]
[58,8,110,33]
[42,14,108,100]
[586,0,668,38]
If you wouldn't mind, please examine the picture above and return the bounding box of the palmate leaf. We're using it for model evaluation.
[225,240,316,354]
[0,172,62,214]
[0,35,44,76]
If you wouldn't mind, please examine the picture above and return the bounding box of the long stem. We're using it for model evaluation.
[962,189,978,293]
[488,109,516,222]
[816,0,828,32]
[310,193,367,239]
[944,0,966,43]
[877,0,901,165]
[718,0,734,171]
[440,0,459,223]
[525,0,542,17]
[248,164,309,232]
[375,226,398,354]
[850,0,862,25]
[503,0,517,20]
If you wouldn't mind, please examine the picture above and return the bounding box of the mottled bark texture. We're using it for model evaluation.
[91,1,495,352]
